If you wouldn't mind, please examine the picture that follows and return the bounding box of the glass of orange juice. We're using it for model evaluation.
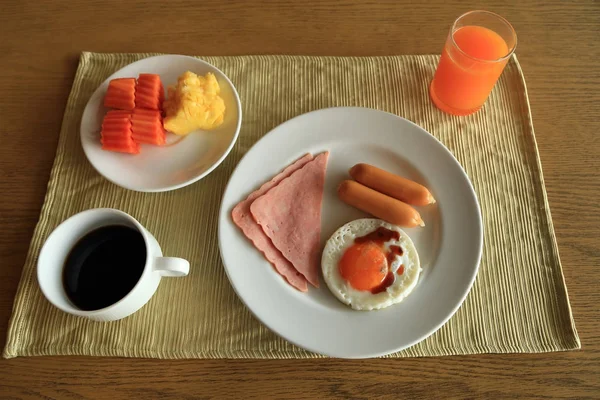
[429,10,517,116]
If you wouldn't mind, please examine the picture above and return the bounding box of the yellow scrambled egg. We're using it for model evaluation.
[163,71,226,135]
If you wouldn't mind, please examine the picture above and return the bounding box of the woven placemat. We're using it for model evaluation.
[3,52,580,359]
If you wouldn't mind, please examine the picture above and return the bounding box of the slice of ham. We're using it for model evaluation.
[231,154,313,292]
[250,152,329,288]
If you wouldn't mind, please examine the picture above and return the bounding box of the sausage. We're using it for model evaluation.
[337,180,425,227]
[349,163,435,206]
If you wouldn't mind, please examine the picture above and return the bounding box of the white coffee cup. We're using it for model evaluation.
[37,208,189,321]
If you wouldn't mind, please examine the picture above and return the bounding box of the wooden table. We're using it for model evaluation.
[1,1,598,398]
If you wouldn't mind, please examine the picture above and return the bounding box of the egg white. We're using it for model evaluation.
[322,218,421,311]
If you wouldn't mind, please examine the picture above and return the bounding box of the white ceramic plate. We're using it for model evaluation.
[81,55,242,192]
[218,107,482,358]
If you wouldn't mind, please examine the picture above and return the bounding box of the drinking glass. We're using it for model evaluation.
[429,11,517,116]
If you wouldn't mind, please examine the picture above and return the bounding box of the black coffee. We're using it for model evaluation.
[62,225,146,311]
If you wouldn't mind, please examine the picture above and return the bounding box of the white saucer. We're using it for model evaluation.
[80,55,242,192]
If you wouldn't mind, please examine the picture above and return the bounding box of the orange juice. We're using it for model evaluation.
[430,24,512,115]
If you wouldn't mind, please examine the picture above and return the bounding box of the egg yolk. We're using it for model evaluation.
[339,242,387,291]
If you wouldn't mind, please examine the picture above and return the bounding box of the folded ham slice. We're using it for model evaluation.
[250,152,329,288]
[231,154,313,292]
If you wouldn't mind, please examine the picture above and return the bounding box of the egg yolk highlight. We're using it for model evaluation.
[338,242,387,291]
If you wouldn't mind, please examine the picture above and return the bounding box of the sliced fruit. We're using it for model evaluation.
[101,116,131,127]
[101,141,140,154]
[104,78,136,110]
[131,108,166,145]
[100,110,139,154]
[132,107,162,119]
[103,109,131,117]
[135,74,164,111]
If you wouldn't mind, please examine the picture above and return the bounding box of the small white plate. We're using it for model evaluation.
[219,107,483,358]
[81,55,242,192]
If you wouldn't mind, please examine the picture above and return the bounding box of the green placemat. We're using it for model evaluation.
[3,52,580,358]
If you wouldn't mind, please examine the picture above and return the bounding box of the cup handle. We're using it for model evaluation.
[154,257,190,277]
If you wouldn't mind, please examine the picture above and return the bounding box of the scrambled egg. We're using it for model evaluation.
[163,71,226,135]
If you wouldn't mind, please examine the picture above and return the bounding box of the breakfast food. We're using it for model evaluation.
[100,74,167,153]
[104,78,136,110]
[232,154,314,292]
[131,109,166,145]
[163,71,226,135]
[338,180,424,227]
[99,71,226,154]
[232,152,329,291]
[100,110,139,154]
[104,75,164,112]
[349,163,435,206]
[135,73,164,111]
[322,218,421,310]
[250,152,329,288]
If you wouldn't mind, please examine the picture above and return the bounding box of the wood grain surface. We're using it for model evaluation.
[0,0,598,398]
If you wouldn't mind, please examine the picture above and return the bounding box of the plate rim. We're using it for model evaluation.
[80,54,243,193]
[218,106,483,358]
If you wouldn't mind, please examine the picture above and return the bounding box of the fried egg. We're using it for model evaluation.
[322,218,421,310]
